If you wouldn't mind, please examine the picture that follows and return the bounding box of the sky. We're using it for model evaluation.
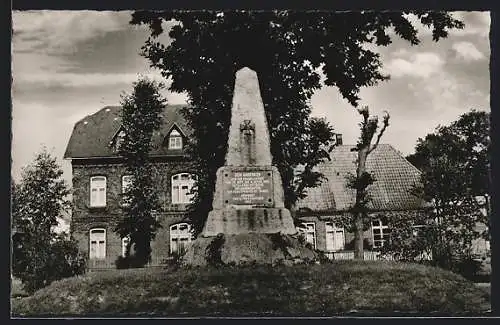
[11,11,491,190]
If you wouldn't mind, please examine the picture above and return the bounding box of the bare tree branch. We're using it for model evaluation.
[369,111,390,154]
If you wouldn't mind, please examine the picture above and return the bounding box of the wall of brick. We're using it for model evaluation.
[70,159,195,269]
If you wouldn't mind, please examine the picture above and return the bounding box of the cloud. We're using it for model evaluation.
[450,11,490,38]
[383,52,444,78]
[12,10,133,55]
[13,70,165,88]
[452,41,485,61]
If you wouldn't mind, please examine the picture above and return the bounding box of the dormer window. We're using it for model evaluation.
[168,129,183,150]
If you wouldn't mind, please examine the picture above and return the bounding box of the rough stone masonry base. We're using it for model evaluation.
[182,233,319,267]
[202,207,297,237]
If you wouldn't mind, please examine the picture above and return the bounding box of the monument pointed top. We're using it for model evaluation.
[226,66,272,166]
[237,66,256,74]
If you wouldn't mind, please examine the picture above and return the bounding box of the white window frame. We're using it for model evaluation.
[171,173,196,204]
[297,222,316,249]
[89,228,106,259]
[90,176,107,207]
[121,236,130,257]
[325,221,345,252]
[168,129,183,150]
[372,218,390,248]
[170,223,193,254]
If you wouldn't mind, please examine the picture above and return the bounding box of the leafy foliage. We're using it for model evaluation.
[385,110,490,270]
[11,149,85,294]
[115,78,166,266]
[345,106,390,259]
[131,10,462,234]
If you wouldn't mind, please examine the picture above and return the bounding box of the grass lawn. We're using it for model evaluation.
[11,261,491,317]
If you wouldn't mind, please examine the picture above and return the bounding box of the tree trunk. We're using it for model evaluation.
[354,147,369,260]
[354,215,364,260]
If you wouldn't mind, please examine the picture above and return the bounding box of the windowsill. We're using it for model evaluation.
[89,206,107,211]
[167,204,191,211]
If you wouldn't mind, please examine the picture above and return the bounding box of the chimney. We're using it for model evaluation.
[335,133,343,145]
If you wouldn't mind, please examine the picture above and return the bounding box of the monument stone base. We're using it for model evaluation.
[202,208,297,237]
[201,165,297,237]
[202,207,297,237]
[182,232,320,267]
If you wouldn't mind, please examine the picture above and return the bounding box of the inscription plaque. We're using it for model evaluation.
[223,170,273,206]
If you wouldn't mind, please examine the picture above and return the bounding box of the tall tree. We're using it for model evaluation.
[115,78,166,267]
[12,149,85,293]
[348,106,390,260]
[131,10,463,232]
[406,110,490,267]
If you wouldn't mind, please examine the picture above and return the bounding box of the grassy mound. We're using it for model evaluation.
[11,261,490,317]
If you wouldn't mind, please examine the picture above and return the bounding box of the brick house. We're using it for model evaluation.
[64,105,196,269]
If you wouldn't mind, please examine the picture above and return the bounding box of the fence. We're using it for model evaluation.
[323,250,432,261]
[324,251,382,261]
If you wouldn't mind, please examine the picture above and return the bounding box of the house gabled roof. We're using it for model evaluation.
[296,144,426,212]
[64,105,190,159]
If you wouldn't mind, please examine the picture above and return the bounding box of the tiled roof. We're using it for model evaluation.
[296,144,425,212]
[64,105,190,159]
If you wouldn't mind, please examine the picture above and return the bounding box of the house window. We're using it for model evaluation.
[90,176,106,207]
[121,236,130,257]
[325,221,345,252]
[170,223,192,254]
[297,222,316,249]
[171,173,196,204]
[372,218,390,248]
[121,175,133,206]
[89,228,106,259]
[168,129,183,150]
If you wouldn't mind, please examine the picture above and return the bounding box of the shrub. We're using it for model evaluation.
[206,233,225,267]
[451,257,483,281]
[115,255,147,269]
[13,235,86,294]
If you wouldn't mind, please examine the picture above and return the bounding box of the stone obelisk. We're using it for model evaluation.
[201,67,297,237]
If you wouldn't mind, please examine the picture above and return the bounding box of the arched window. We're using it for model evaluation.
[171,173,196,204]
[168,129,183,149]
[89,228,106,259]
[170,223,192,254]
[296,222,316,249]
[90,176,106,207]
[372,218,390,248]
